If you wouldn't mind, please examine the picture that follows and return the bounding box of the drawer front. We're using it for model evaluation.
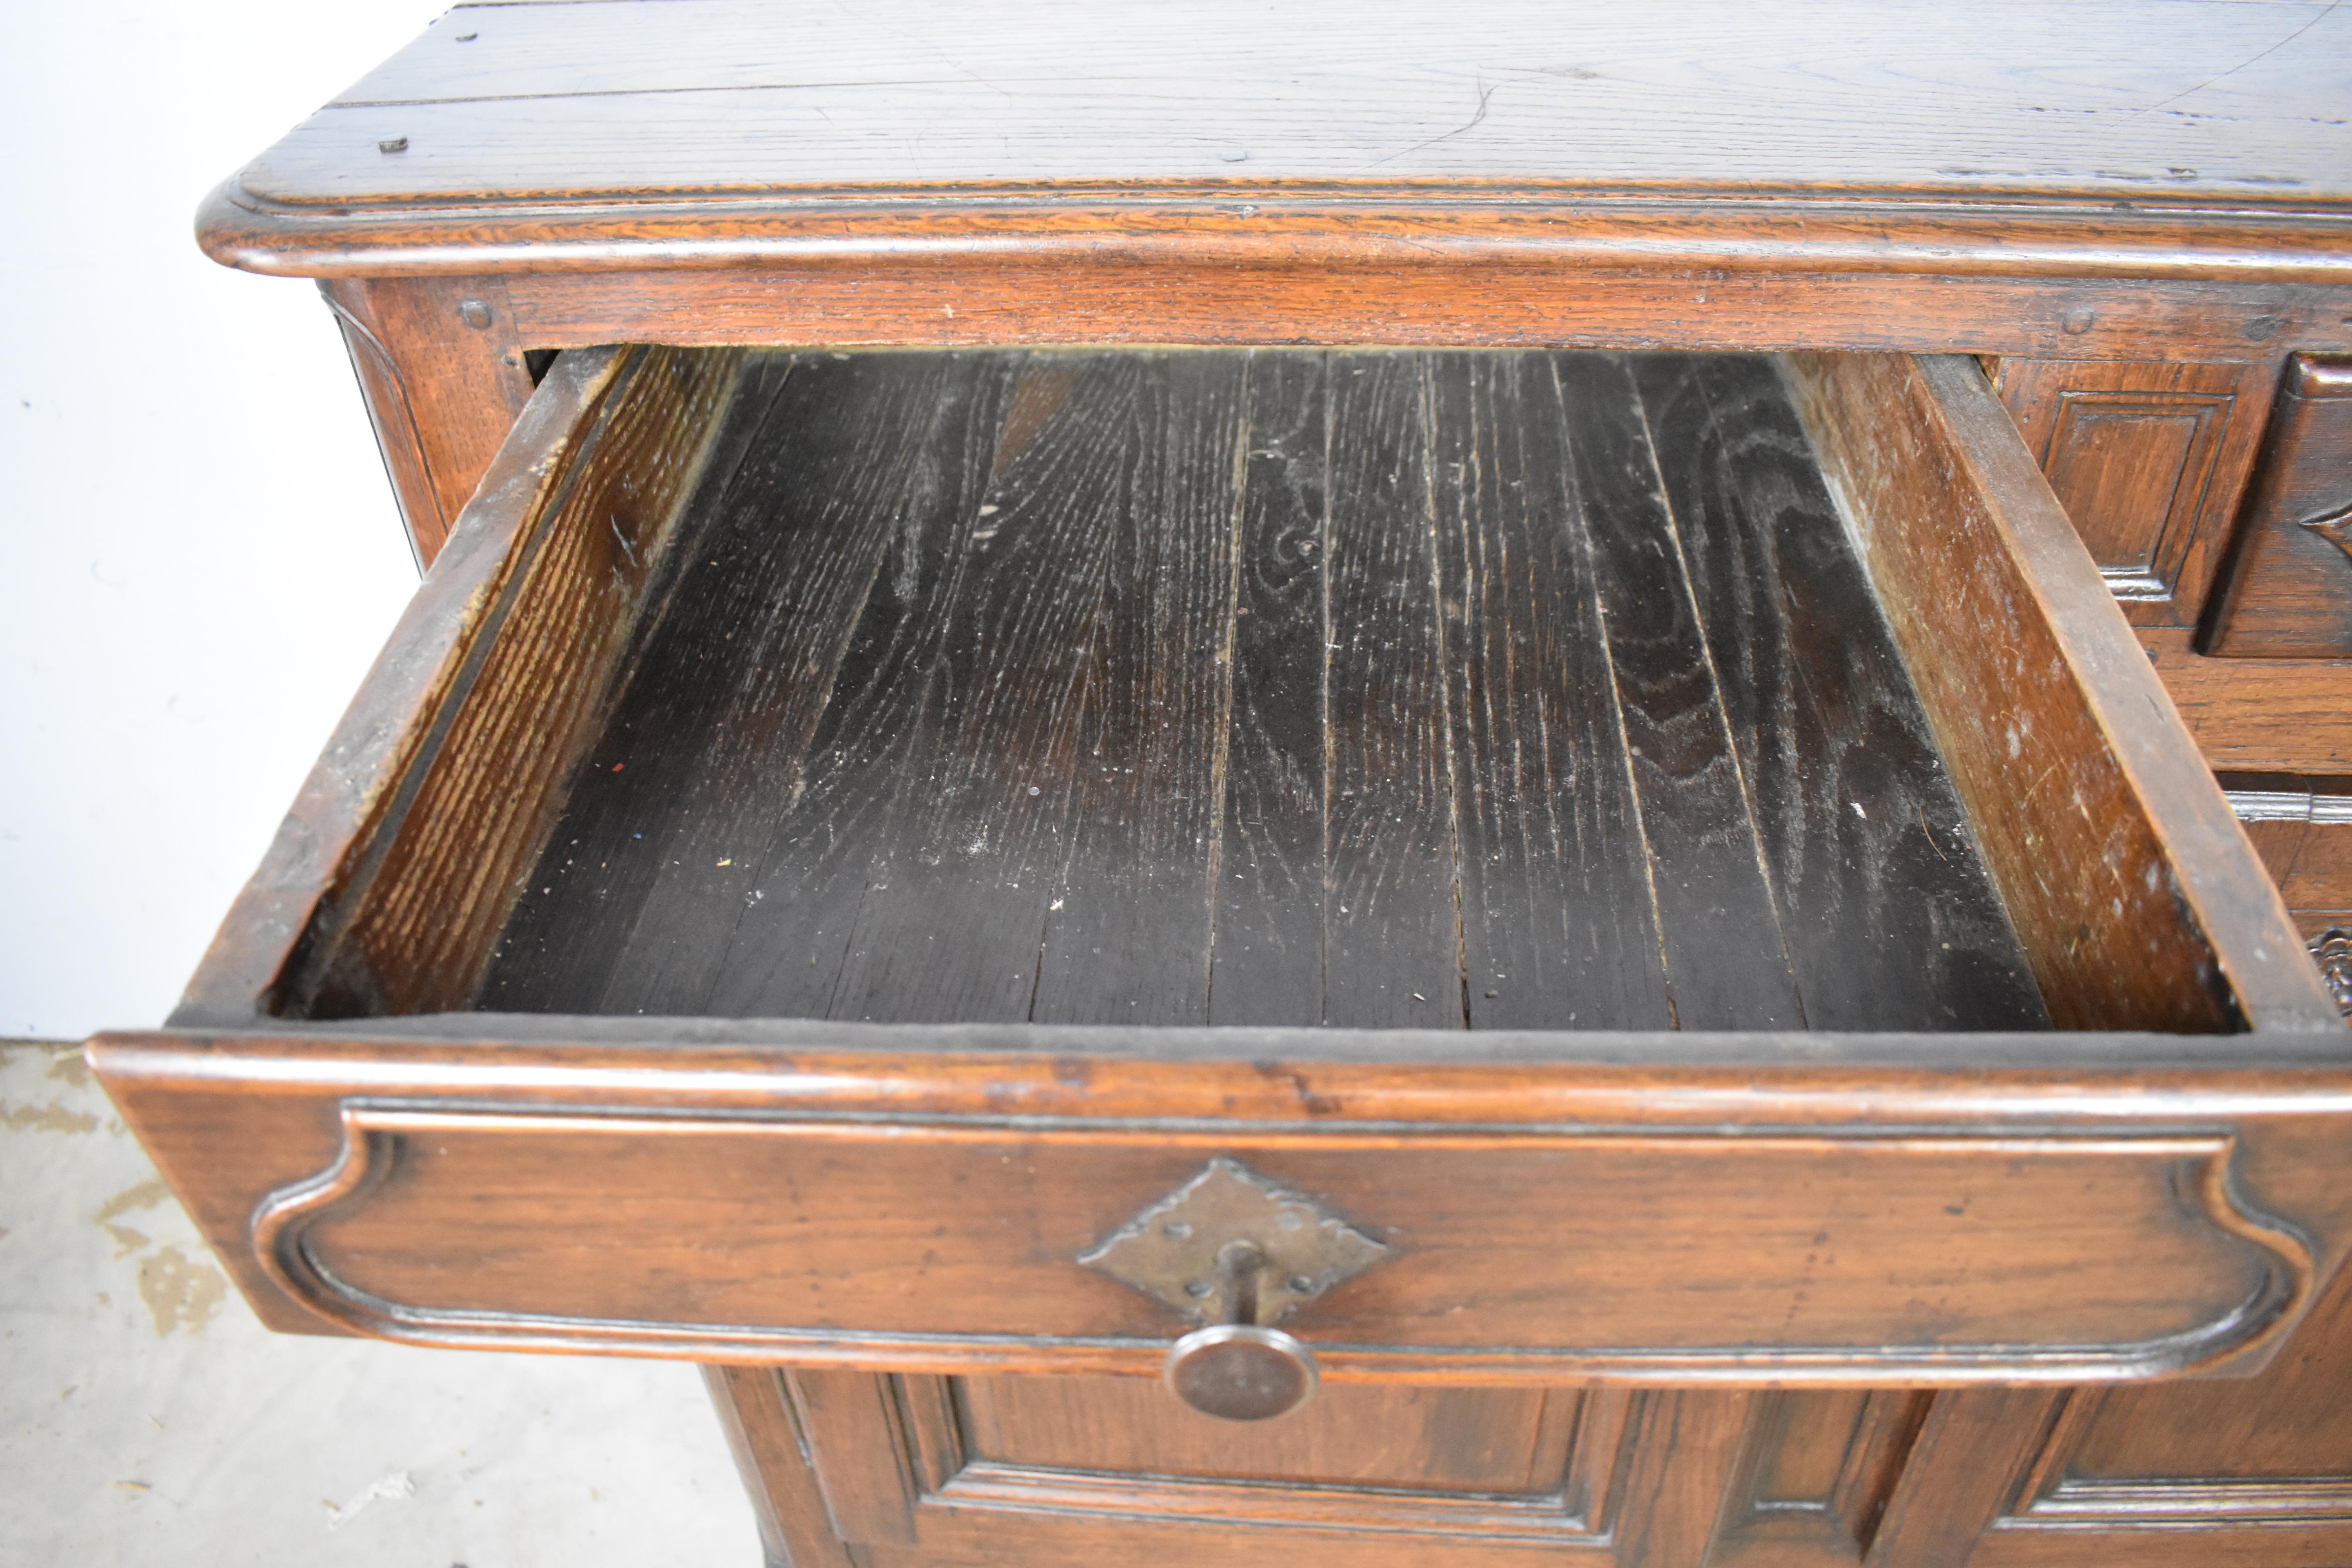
[261,1105,2297,1378]
[89,1034,2352,1384]
[93,345,2350,1384]
[2205,356,2352,657]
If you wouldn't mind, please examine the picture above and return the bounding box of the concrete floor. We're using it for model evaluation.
[0,1041,760,1564]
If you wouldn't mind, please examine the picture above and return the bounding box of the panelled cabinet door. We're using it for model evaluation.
[713,1368,1753,1568]
[706,1281,2352,1568]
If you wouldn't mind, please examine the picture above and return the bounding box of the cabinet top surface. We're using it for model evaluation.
[202,0,2352,279]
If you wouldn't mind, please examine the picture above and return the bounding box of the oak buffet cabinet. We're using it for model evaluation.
[94,5,2352,1565]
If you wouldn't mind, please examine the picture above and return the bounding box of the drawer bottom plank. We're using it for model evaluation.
[472,349,2042,1035]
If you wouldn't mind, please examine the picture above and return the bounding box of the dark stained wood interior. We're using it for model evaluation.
[470,348,2045,1031]
[1785,352,2334,1033]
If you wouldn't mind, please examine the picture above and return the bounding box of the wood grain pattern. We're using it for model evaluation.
[1994,358,2275,628]
[2143,627,2352,770]
[247,1101,2314,1379]
[866,1406,1636,1563]
[2037,1268,2352,1494]
[483,263,2352,367]
[150,9,2352,1562]
[479,351,984,1016]
[2223,777,2352,933]
[201,0,2352,296]
[1640,354,2048,1031]
[704,1365,853,1568]
[746,1369,1637,1564]
[785,1367,924,1544]
[706,354,1020,1018]
[87,1025,2352,1361]
[1863,1386,2068,1568]
[1788,352,2341,1033]
[1967,1518,2352,1566]
[700,1321,2352,1567]
[589,353,978,1018]
[465,348,2034,1033]
[1611,1390,1756,1568]
[1713,1388,1930,1566]
[1208,352,1328,1025]
[169,346,631,1028]
[280,344,742,1018]
[821,354,1173,1025]
[1566,353,1806,1029]
[1878,1262,2352,1565]
[958,1376,1569,1492]
[289,0,2350,197]
[1320,354,1464,1027]
[468,352,799,1015]
[1433,352,1668,1029]
[1031,354,1247,1027]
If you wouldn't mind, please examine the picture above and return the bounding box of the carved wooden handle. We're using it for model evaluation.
[1162,1241,1318,1421]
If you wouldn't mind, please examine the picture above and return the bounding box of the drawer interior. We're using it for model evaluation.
[225,345,2326,1039]
[486,349,2038,1031]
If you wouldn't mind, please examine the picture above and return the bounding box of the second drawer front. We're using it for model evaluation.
[2206,355,2352,657]
[261,1105,2298,1380]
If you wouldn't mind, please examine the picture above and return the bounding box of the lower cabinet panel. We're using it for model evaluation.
[1710,1390,1931,1567]
[707,1269,2352,1568]
[713,1367,1748,1566]
[1955,1260,2352,1567]
[956,1376,1586,1496]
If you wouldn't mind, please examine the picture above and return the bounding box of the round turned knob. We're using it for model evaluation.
[1160,1238,1318,1420]
[1164,1323,1318,1421]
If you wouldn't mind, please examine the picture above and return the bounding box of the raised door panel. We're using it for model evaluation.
[1709,1391,1932,1568]
[956,1375,1586,1494]
[1992,358,2274,627]
[711,1366,1752,1567]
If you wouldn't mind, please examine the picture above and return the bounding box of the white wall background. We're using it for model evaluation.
[0,2,452,1038]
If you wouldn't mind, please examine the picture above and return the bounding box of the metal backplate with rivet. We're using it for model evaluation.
[1078,1157,1387,1323]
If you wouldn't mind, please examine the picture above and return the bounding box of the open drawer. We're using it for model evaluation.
[90,345,2352,1387]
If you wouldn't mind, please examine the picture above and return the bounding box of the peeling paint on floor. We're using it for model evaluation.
[95,1176,171,1223]
[136,1244,228,1337]
[3,1095,100,1134]
[0,1040,759,1564]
